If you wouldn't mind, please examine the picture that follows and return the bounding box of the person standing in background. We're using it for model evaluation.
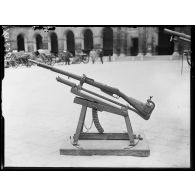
[99,49,104,64]
[90,49,96,64]
[64,50,72,65]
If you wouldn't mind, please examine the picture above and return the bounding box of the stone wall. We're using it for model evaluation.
[5,26,191,57]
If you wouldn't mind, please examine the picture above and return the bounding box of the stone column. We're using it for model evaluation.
[93,35,102,50]
[24,37,28,52]
[64,39,67,51]
[58,38,65,53]
[75,36,83,54]
[119,27,126,57]
[112,28,118,60]
[152,27,158,55]
[10,40,17,51]
[27,41,34,52]
[93,34,102,62]
[145,27,153,56]
[172,27,180,56]
[42,40,49,50]
[126,28,132,56]
[42,33,49,50]
[138,27,145,56]
[33,40,36,52]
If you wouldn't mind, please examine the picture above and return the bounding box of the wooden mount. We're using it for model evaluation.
[60,96,150,157]
[60,136,150,157]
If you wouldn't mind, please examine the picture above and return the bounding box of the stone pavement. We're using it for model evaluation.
[2,60,190,167]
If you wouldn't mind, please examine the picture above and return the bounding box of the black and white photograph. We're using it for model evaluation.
[1,1,195,195]
[2,25,191,168]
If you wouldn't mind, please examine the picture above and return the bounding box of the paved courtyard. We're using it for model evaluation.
[2,59,190,167]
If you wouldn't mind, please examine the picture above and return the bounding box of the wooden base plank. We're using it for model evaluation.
[60,148,149,157]
[60,133,150,157]
[79,133,138,140]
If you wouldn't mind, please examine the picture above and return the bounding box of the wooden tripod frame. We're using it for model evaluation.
[72,97,136,146]
[60,95,150,157]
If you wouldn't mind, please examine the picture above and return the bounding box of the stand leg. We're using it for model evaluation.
[124,115,135,146]
[73,105,87,145]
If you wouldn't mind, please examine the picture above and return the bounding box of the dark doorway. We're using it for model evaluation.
[50,32,58,55]
[35,34,43,50]
[103,27,113,56]
[130,38,138,56]
[66,31,75,56]
[84,29,93,54]
[17,34,25,51]
[158,26,174,55]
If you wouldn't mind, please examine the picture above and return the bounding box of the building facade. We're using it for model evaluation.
[5,26,191,59]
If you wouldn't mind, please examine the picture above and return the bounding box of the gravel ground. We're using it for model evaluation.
[2,59,190,167]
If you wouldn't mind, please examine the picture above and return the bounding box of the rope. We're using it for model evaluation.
[83,119,93,132]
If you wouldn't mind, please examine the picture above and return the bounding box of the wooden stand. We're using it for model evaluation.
[60,97,150,157]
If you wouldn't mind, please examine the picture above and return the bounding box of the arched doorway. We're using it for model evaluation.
[50,32,58,55]
[35,34,43,50]
[66,31,75,56]
[17,34,25,51]
[102,27,113,56]
[158,26,174,55]
[130,38,138,56]
[83,29,93,54]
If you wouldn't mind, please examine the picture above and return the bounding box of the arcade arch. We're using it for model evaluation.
[35,34,43,50]
[66,31,75,56]
[17,34,25,51]
[50,32,58,55]
[83,29,93,54]
[102,27,113,56]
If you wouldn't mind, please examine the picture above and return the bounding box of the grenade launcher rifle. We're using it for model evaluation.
[29,59,155,121]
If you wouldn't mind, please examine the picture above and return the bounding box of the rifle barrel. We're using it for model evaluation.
[164,28,191,40]
[29,59,84,80]
[29,59,120,95]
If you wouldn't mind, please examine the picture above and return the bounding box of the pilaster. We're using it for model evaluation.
[138,27,145,56]
[93,35,102,50]
[145,27,153,56]
[119,28,126,57]
[10,40,17,51]
[58,38,65,53]
[112,28,118,60]
[126,28,132,56]
[152,28,158,55]
[75,37,84,53]
[42,33,49,50]
[64,39,67,51]
[27,41,34,52]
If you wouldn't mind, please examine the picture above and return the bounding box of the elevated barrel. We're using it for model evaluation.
[164,28,191,40]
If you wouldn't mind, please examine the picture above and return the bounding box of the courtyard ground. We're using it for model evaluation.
[2,59,190,167]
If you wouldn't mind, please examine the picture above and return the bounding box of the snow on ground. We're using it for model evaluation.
[2,59,190,167]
